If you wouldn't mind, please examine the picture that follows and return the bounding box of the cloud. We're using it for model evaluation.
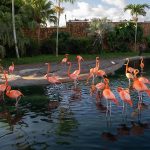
[52,1,150,27]
[101,0,126,9]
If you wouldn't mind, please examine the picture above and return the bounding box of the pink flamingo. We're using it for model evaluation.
[117,87,133,109]
[140,57,144,75]
[87,57,100,84]
[67,56,83,88]
[45,63,62,87]
[6,85,24,107]
[0,71,8,100]
[95,82,105,101]
[61,54,69,64]
[124,59,134,87]
[9,62,14,74]
[132,69,150,110]
[102,78,119,116]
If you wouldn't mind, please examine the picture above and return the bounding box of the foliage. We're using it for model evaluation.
[88,18,113,52]
[107,22,143,52]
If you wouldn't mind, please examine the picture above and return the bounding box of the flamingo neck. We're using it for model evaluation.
[67,63,71,76]
[78,60,81,73]
[4,72,8,86]
[47,63,50,75]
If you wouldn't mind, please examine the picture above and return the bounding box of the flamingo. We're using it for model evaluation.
[95,82,105,101]
[0,71,8,100]
[9,62,14,74]
[140,57,144,75]
[102,78,119,116]
[124,59,134,87]
[125,58,135,74]
[67,61,79,89]
[6,85,24,107]
[61,54,69,64]
[45,63,62,86]
[117,87,133,109]
[72,55,84,76]
[87,57,100,84]
[132,69,150,110]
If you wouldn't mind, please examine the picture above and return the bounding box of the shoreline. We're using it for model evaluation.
[0,56,148,87]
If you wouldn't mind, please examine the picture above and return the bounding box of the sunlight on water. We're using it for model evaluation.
[0,61,150,150]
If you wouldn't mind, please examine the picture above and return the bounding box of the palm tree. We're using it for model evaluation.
[88,18,113,53]
[24,0,56,43]
[55,0,76,57]
[12,0,20,58]
[124,4,150,52]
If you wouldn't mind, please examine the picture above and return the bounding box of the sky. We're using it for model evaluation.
[51,0,150,26]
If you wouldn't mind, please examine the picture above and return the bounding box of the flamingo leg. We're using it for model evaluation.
[109,101,112,117]
[106,100,109,117]
[15,96,21,107]
[128,79,131,88]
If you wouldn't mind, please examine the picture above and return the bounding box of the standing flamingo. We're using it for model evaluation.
[0,71,8,100]
[61,54,69,64]
[9,62,14,74]
[117,87,133,111]
[132,69,150,110]
[125,58,135,74]
[102,78,119,116]
[87,57,100,84]
[140,57,144,75]
[124,60,134,87]
[6,85,24,107]
[67,56,83,89]
[45,63,62,87]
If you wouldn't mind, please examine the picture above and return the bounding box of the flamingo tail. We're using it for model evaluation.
[145,90,150,97]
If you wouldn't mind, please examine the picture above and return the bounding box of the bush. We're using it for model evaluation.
[40,32,97,55]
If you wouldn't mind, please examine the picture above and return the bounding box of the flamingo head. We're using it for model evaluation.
[76,55,84,61]
[117,87,123,92]
[96,57,99,60]
[65,54,69,57]
[124,58,129,65]
[133,69,139,77]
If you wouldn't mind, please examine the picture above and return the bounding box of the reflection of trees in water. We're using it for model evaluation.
[0,105,25,131]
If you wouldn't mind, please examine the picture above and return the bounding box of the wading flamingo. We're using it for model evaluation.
[102,78,119,116]
[117,87,133,111]
[95,82,105,101]
[124,59,134,87]
[6,85,24,107]
[140,57,144,75]
[67,56,83,89]
[9,62,14,74]
[72,55,84,76]
[61,54,69,64]
[45,63,62,87]
[132,69,150,110]
[125,58,135,74]
[87,57,100,84]
[0,71,8,100]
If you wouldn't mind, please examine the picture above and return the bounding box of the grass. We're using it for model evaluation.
[1,52,150,67]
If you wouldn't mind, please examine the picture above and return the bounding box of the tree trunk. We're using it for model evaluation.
[37,24,41,44]
[12,0,20,58]
[56,0,60,57]
[134,21,138,52]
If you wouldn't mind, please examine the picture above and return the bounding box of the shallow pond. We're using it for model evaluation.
[0,60,150,150]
